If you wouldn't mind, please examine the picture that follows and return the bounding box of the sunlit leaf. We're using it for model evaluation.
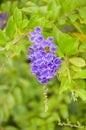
[69,57,86,67]
[59,77,74,94]
[79,41,86,52]
[79,7,86,23]
[5,126,18,130]
[13,7,22,28]
[55,29,79,56]
[72,69,86,79]
[6,16,16,40]
[75,89,86,101]
[0,30,6,46]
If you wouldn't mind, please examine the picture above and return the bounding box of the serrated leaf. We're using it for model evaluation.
[75,89,86,101]
[69,57,86,67]
[6,16,16,40]
[59,77,74,94]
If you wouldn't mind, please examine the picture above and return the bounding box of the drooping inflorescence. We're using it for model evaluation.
[28,27,62,84]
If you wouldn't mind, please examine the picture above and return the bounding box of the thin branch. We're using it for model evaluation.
[58,121,86,130]
[43,85,48,112]
[0,32,29,52]
[12,32,29,45]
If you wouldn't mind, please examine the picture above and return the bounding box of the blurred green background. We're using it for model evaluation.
[0,0,86,130]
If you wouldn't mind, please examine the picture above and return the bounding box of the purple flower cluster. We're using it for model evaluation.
[0,12,7,29]
[28,27,62,84]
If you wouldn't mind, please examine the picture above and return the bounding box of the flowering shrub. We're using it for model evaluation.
[0,0,86,130]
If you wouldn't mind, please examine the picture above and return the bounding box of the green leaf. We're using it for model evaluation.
[0,30,6,45]
[6,93,15,109]
[56,47,64,57]
[80,52,86,61]
[13,87,23,104]
[6,16,16,40]
[1,1,11,12]
[54,28,79,56]
[78,0,86,6]
[76,79,86,89]
[70,65,82,72]
[0,30,6,42]
[79,41,86,52]
[5,41,12,50]
[48,0,61,20]
[58,61,68,78]
[13,44,24,55]
[5,126,18,130]
[79,7,86,23]
[28,15,46,29]
[0,107,4,123]
[3,104,10,121]
[75,89,86,101]
[21,18,29,29]
[69,57,86,67]
[72,69,86,79]
[11,1,18,13]
[59,104,69,119]
[22,6,40,14]
[59,77,74,94]
[59,0,78,14]
[13,7,22,28]
[69,14,79,23]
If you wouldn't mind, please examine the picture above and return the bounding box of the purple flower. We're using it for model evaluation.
[28,27,62,84]
[47,37,54,42]
[1,13,7,19]
[0,12,7,29]
[34,27,42,33]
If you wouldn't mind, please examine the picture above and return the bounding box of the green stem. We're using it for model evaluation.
[43,85,48,112]
[65,57,71,81]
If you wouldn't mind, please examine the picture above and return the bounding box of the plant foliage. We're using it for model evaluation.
[0,0,86,130]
